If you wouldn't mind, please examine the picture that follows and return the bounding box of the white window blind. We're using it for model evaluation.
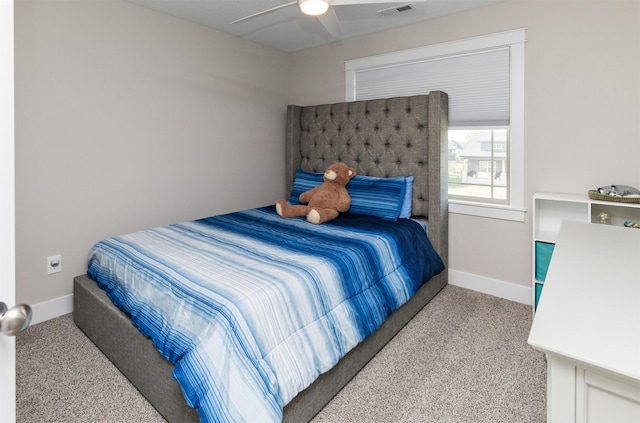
[352,48,510,127]
[345,29,527,221]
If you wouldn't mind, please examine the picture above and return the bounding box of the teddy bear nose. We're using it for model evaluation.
[325,170,336,180]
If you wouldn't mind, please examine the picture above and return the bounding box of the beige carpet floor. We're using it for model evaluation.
[16,285,546,422]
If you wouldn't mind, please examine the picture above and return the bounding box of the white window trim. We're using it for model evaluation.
[345,29,527,222]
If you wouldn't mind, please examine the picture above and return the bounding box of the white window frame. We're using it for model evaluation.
[345,29,526,222]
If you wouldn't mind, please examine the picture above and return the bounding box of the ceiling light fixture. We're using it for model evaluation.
[299,0,330,16]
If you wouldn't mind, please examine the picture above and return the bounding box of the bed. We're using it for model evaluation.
[73,92,449,423]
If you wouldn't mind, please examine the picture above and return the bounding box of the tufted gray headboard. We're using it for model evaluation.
[285,92,448,267]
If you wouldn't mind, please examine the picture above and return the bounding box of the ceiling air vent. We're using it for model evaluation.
[377,3,416,17]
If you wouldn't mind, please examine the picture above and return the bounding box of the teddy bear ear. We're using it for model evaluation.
[349,168,356,178]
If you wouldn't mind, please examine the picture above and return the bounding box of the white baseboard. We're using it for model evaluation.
[449,269,532,306]
[27,270,532,325]
[30,294,73,326]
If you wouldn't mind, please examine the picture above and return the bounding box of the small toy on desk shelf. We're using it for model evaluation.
[624,221,640,228]
[597,185,640,198]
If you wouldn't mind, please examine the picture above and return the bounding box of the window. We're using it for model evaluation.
[449,128,508,203]
[345,30,526,221]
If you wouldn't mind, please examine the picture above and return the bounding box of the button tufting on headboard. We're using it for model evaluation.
[286,93,448,235]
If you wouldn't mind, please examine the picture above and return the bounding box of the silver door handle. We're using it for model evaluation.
[0,301,32,336]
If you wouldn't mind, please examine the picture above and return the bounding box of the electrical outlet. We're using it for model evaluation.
[47,254,62,275]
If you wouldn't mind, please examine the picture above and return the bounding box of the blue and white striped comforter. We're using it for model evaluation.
[87,206,444,422]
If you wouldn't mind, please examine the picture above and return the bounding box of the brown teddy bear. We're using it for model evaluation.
[276,162,356,224]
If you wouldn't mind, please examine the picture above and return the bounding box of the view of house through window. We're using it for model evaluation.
[448,128,509,203]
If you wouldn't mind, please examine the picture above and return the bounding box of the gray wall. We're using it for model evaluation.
[14,0,640,307]
[288,0,640,294]
[15,1,290,305]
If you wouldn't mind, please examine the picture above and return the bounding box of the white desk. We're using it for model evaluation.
[528,220,640,422]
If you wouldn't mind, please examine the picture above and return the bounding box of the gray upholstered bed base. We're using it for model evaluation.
[73,92,449,422]
[74,272,446,423]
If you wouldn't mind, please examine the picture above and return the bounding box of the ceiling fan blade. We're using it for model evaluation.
[230,1,297,25]
[331,0,426,5]
[318,6,342,38]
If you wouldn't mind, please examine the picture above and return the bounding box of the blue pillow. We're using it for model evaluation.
[348,174,407,221]
[399,176,414,219]
[288,169,324,205]
[288,169,410,221]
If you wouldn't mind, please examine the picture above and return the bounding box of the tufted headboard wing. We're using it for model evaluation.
[285,92,448,267]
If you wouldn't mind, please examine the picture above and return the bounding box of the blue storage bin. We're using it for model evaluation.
[535,241,555,282]
[534,282,544,310]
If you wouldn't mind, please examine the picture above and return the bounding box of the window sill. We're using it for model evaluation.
[449,199,526,222]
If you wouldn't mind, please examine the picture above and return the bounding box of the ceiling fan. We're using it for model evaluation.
[230,0,426,38]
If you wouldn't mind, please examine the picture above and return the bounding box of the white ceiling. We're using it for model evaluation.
[126,0,506,52]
